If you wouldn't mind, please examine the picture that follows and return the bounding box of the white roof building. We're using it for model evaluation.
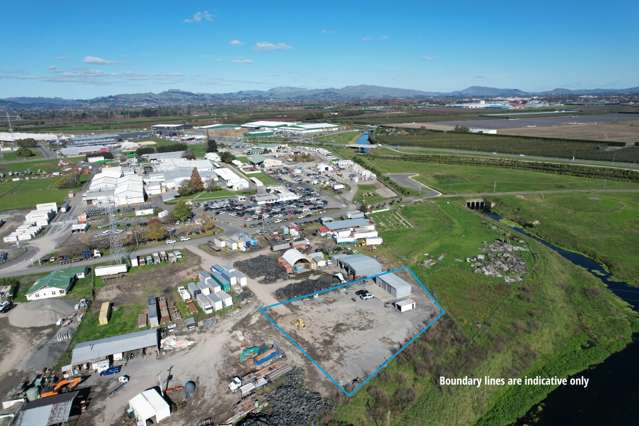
[129,389,171,425]
[214,167,249,191]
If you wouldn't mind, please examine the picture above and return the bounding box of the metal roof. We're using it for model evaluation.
[280,248,310,266]
[377,273,412,297]
[333,254,382,277]
[16,390,78,426]
[27,267,86,295]
[71,329,158,365]
[325,218,371,231]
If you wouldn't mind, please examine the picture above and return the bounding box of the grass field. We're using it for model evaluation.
[493,192,639,286]
[0,159,63,173]
[0,150,42,161]
[314,130,361,145]
[248,171,280,186]
[354,184,387,206]
[72,304,145,344]
[373,128,639,162]
[333,200,638,425]
[0,178,78,211]
[362,157,639,194]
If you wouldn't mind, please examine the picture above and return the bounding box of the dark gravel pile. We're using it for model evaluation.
[274,275,337,300]
[234,256,288,284]
[240,369,332,426]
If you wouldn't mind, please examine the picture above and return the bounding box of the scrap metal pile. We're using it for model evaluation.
[234,256,288,284]
[467,238,528,283]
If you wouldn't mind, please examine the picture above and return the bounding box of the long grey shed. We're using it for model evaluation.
[324,218,370,231]
[71,329,158,365]
[375,273,412,298]
[333,254,383,278]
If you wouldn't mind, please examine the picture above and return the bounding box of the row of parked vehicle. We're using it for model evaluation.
[130,250,183,267]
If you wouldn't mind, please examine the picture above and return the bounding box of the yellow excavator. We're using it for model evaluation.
[293,318,306,330]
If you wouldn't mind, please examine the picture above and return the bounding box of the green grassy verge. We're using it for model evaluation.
[493,192,639,286]
[332,200,638,425]
[360,157,639,194]
[354,184,387,206]
[0,159,63,173]
[372,127,639,162]
[315,130,361,144]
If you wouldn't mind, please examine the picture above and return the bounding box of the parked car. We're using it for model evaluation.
[166,239,176,245]
[99,366,122,376]
[0,300,13,313]
[355,289,373,301]
[179,236,191,242]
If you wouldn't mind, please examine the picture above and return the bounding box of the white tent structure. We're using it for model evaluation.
[128,389,171,426]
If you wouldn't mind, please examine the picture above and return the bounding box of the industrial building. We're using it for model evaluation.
[71,329,159,369]
[3,202,57,243]
[84,166,145,206]
[26,267,86,301]
[334,254,383,278]
[213,167,249,191]
[375,273,412,299]
[278,248,312,274]
[241,120,340,136]
[15,390,80,426]
[151,123,189,137]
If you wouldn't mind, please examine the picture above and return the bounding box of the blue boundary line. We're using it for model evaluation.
[259,265,446,397]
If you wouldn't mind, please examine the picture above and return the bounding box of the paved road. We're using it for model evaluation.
[0,234,215,278]
[385,173,441,198]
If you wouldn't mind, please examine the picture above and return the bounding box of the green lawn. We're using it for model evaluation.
[247,171,280,186]
[363,157,639,194]
[333,200,638,425]
[315,130,361,145]
[0,150,43,161]
[72,304,145,344]
[354,184,387,206]
[0,178,78,211]
[493,192,639,286]
[171,189,253,203]
[0,159,63,173]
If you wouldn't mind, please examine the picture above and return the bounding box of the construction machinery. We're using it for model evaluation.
[240,345,268,363]
[39,377,82,398]
[293,318,305,330]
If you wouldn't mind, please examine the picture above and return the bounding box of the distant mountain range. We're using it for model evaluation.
[1,85,638,110]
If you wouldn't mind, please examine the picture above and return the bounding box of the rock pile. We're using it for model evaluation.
[234,255,288,284]
[467,239,528,283]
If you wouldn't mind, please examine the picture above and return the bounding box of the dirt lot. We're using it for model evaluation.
[269,274,439,391]
[96,254,200,307]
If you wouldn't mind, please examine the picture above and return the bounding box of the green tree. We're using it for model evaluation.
[207,139,218,153]
[16,147,35,157]
[178,180,193,196]
[56,173,80,189]
[146,218,168,241]
[220,151,235,163]
[172,199,193,222]
[206,178,217,192]
[190,168,204,192]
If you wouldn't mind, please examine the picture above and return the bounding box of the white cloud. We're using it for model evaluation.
[421,55,434,61]
[320,29,336,34]
[229,39,243,46]
[83,56,114,65]
[48,65,63,73]
[231,58,253,64]
[184,11,214,24]
[255,41,292,50]
[0,69,184,86]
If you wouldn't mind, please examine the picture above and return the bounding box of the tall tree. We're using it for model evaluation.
[207,139,218,153]
[190,168,204,192]
[146,218,168,241]
[220,151,235,163]
[172,199,193,222]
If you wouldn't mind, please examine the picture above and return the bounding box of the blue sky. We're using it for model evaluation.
[1,0,637,98]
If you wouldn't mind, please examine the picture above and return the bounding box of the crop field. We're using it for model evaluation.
[372,127,639,162]
[500,121,639,144]
[361,157,639,194]
[493,192,639,286]
[0,179,77,211]
[334,200,638,425]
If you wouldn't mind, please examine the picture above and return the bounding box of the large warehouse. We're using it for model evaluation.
[375,273,412,299]
[71,329,159,369]
[84,167,145,207]
[241,120,340,136]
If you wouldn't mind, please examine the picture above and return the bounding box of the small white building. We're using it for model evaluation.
[394,299,416,312]
[128,389,171,425]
